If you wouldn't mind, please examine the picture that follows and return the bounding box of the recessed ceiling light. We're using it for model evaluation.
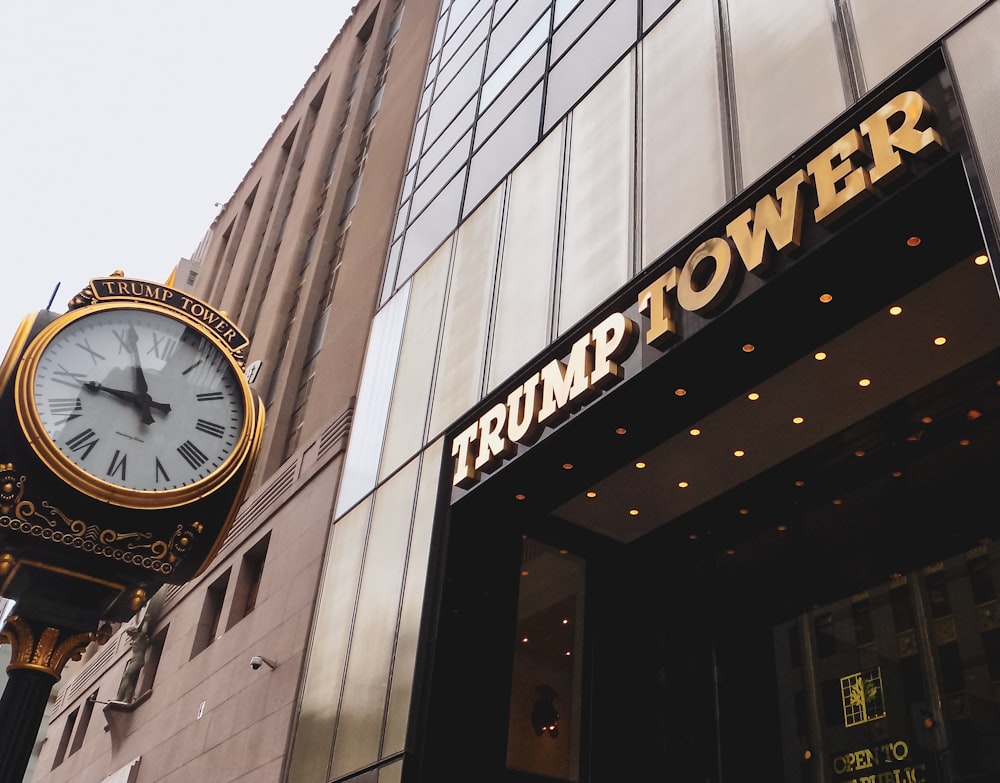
[733,449,745,458]
[742,343,755,353]
[891,470,903,478]
[858,378,872,387]
[689,428,701,436]
[586,491,597,498]
[688,533,698,540]
[739,508,749,515]
[889,305,903,316]
[974,253,989,266]
[968,409,982,420]
[777,524,788,532]
[747,392,760,401]
[833,498,843,505]
[792,416,804,424]
[819,293,833,303]
[921,416,933,424]
[515,493,526,501]
[674,388,687,397]
[521,570,530,576]
[794,480,805,487]
[521,636,530,643]
[933,336,947,346]
[562,462,573,470]
[629,509,639,516]
[678,481,689,488]
[635,461,646,469]
[725,548,736,556]
[854,450,865,458]
[615,427,627,435]
[814,351,827,361]
[906,236,921,247]
[561,618,570,625]
[960,439,971,447]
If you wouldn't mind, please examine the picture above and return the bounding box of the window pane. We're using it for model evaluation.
[506,538,585,781]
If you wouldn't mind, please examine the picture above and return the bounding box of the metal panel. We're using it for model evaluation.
[853,0,986,89]
[334,287,410,518]
[640,0,727,268]
[728,0,846,185]
[558,54,635,334]
[383,437,445,754]
[945,3,1000,252]
[329,457,421,778]
[429,188,505,437]
[285,496,372,782]
[488,128,564,391]
[380,242,451,480]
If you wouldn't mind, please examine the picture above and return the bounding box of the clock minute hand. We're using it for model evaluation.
[83,381,172,425]
[84,380,140,404]
[125,325,149,395]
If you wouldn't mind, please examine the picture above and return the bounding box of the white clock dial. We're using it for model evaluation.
[22,305,249,496]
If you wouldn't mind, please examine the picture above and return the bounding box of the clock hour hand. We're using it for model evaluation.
[125,325,149,395]
[83,381,172,424]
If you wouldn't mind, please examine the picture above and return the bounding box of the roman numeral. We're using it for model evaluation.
[65,428,100,459]
[52,365,87,388]
[75,338,106,364]
[155,457,170,483]
[107,450,127,480]
[148,333,178,361]
[195,419,225,438]
[196,391,224,402]
[48,397,83,424]
[177,440,208,470]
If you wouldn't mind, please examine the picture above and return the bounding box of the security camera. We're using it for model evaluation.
[249,655,276,670]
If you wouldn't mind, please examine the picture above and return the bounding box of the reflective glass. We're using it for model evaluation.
[334,287,410,518]
[642,0,674,31]
[482,13,549,107]
[557,55,634,334]
[425,43,486,142]
[640,0,727,268]
[487,128,563,392]
[485,2,548,75]
[285,497,372,782]
[853,0,983,88]
[728,0,845,185]
[383,438,445,753]
[329,458,421,778]
[552,0,614,63]
[397,171,464,284]
[544,0,638,130]
[476,47,546,145]
[416,99,476,186]
[506,539,585,781]
[437,11,490,94]
[429,188,504,438]
[441,0,491,68]
[465,85,543,215]
[380,245,451,480]
[412,129,473,217]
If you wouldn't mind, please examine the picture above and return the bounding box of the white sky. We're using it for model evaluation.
[0,1,357,347]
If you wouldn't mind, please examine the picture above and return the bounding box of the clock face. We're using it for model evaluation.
[17,304,251,503]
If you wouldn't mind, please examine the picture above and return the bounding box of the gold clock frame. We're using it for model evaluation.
[13,300,257,510]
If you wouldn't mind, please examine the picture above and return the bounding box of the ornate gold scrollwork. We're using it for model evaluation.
[0,614,112,679]
[0,465,204,575]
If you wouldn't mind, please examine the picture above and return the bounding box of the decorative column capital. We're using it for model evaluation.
[0,614,112,680]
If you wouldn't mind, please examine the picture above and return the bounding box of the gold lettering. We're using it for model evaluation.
[727,169,809,275]
[861,91,945,186]
[507,374,541,444]
[638,268,679,347]
[676,236,739,315]
[537,334,594,425]
[451,422,480,487]
[590,313,638,389]
[808,128,872,224]
[475,403,510,470]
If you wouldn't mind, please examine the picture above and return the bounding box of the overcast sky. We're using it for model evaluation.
[0,1,356,347]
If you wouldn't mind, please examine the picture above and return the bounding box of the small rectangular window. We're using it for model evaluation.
[192,571,230,657]
[69,691,97,755]
[228,534,271,628]
[52,709,78,768]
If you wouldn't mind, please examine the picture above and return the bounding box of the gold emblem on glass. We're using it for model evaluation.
[841,667,886,727]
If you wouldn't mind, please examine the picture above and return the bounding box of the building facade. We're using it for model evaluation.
[27,1,438,781]
[26,2,1000,783]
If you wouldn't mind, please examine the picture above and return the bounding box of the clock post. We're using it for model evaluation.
[0,274,265,782]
